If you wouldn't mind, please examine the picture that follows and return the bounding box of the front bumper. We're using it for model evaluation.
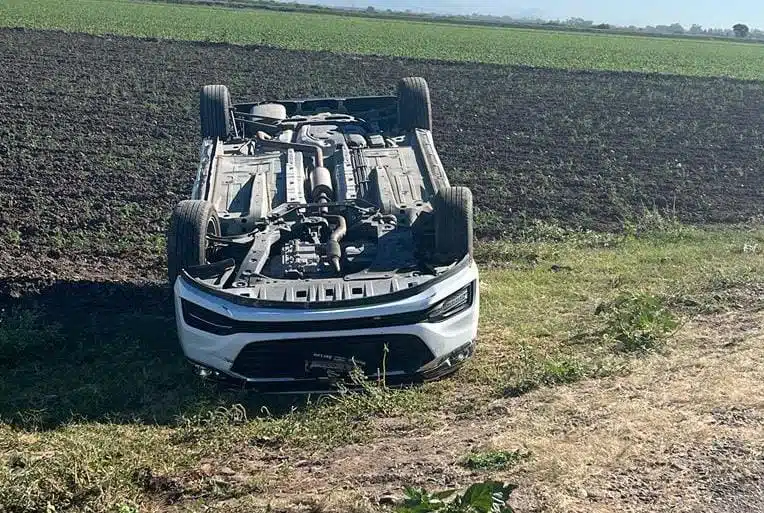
[173,261,479,391]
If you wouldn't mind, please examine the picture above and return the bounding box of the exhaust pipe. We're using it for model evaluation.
[255,133,324,168]
[325,215,347,273]
[255,133,342,270]
[255,132,333,207]
[310,166,333,209]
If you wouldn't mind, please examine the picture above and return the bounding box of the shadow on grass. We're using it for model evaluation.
[0,279,300,430]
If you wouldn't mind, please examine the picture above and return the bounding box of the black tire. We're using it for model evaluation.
[200,85,232,139]
[167,200,221,284]
[433,186,473,263]
[397,77,432,131]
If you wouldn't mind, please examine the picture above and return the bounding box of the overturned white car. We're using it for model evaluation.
[167,77,478,391]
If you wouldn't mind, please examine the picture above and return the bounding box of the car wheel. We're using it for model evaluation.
[433,186,473,263]
[250,103,287,121]
[245,103,288,136]
[397,77,432,131]
[200,85,232,139]
[167,200,221,285]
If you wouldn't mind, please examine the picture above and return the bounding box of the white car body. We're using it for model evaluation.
[175,259,478,391]
[169,81,478,391]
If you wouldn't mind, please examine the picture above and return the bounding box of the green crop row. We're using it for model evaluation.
[1,0,763,79]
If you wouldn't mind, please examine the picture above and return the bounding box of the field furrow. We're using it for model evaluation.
[1,29,763,283]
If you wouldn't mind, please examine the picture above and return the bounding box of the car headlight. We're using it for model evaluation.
[427,282,474,322]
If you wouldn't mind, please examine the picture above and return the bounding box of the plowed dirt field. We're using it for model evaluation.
[1,28,763,287]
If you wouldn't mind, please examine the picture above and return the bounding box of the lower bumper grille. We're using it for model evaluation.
[230,335,434,380]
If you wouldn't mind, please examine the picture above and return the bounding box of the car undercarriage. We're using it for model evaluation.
[168,78,474,304]
[167,77,478,388]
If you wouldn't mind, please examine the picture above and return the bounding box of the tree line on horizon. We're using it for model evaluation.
[151,0,762,40]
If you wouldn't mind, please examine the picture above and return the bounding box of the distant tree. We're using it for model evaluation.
[733,23,750,37]
[565,17,593,27]
[650,23,685,34]
[668,23,685,34]
[689,24,704,34]
[593,23,610,30]
[366,5,374,12]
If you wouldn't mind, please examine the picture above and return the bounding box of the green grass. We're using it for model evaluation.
[2,225,764,511]
[1,0,764,79]
[466,222,764,393]
[595,291,679,352]
[399,481,517,513]
[460,450,532,471]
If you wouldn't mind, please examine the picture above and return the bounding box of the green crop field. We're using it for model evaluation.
[1,0,763,79]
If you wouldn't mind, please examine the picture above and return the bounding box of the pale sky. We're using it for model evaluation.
[514,0,761,29]
[289,0,763,30]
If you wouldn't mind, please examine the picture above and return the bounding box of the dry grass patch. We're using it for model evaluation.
[229,309,764,513]
[2,226,764,512]
[490,309,764,512]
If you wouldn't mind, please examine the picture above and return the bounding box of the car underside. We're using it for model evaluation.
[169,79,473,303]
[167,78,478,389]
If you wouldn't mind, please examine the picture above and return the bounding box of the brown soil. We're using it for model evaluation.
[1,29,763,289]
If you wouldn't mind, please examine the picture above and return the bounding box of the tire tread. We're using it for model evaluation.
[167,200,219,284]
[398,77,432,131]
[200,85,232,139]
[433,186,474,262]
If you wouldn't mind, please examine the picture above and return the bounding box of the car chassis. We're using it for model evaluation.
[168,78,479,392]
